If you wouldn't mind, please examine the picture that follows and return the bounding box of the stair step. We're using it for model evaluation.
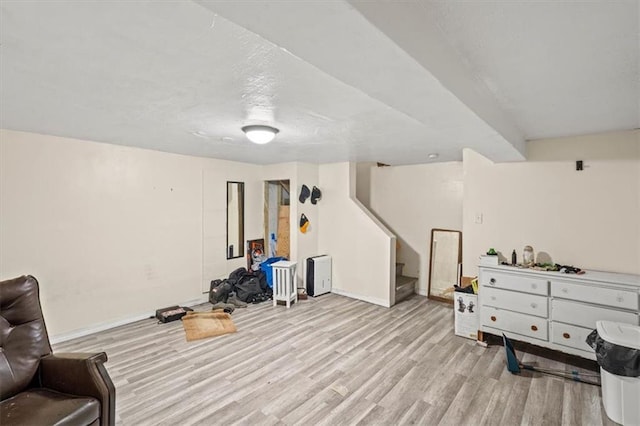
[395,275,416,289]
[395,262,405,277]
[395,275,417,304]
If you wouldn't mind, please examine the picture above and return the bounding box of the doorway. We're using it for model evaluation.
[264,180,290,259]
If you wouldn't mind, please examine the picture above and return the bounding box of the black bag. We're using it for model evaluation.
[586,329,640,377]
[209,279,232,304]
[254,270,269,292]
[235,277,263,302]
[155,306,193,323]
[229,267,248,283]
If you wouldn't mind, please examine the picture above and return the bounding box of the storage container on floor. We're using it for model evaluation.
[259,257,286,288]
[592,321,640,426]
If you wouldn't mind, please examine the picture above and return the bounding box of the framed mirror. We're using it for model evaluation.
[427,228,462,303]
[226,181,245,259]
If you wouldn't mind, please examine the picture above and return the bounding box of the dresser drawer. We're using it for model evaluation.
[481,306,548,340]
[550,322,595,353]
[482,286,548,317]
[551,299,639,329]
[550,280,638,310]
[481,270,548,296]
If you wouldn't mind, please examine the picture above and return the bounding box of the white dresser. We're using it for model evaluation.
[479,265,640,360]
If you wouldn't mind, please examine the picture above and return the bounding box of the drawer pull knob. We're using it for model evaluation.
[491,296,496,301]
[490,278,496,285]
[531,325,538,331]
[617,296,623,302]
[530,303,537,308]
[490,316,497,322]
[561,288,568,293]
[563,333,571,339]
[531,283,537,289]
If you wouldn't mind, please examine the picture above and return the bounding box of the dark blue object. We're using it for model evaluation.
[503,334,521,374]
[260,257,286,288]
[502,333,601,385]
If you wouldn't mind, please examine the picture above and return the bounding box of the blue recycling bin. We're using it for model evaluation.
[260,257,286,288]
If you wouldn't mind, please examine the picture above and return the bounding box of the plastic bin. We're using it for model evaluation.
[587,321,640,426]
[259,257,286,288]
[454,290,478,340]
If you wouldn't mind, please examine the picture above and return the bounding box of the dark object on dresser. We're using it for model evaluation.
[0,275,115,426]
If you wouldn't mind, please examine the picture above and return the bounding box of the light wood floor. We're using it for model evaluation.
[54,294,615,426]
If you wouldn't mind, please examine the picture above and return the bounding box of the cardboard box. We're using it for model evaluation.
[454,293,479,340]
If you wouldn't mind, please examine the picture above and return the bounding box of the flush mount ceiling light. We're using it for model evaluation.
[241,125,279,145]
[428,153,439,160]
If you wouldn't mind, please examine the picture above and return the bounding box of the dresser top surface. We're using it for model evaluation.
[479,264,640,288]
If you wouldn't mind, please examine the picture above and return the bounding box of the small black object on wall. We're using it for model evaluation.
[299,184,311,203]
[310,186,322,204]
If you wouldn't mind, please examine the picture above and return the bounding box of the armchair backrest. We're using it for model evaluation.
[0,275,52,400]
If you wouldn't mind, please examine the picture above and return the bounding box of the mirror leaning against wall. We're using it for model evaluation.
[226,181,245,259]
[427,228,462,304]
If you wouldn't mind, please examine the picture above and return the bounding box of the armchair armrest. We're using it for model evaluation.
[40,352,115,426]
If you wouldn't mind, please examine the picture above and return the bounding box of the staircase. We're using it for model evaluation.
[395,263,417,304]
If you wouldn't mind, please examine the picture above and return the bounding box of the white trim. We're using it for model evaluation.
[50,295,209,344]
[331,288,391,308]
[416,288,428,296]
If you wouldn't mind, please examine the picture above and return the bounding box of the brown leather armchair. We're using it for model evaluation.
[0,275,115,426]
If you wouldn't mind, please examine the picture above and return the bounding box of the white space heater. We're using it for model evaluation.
[306,255,332,297]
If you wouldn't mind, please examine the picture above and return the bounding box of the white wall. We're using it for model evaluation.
[8,126,632,341]
[0,129,263,338]
[355,162,375,209]
[318,163,395,306]
[526,129,639,161]
[463,135,640,276]
[260,162,323,288]
[202,162,263,293]
[266,183,279,256]
[369,163,463,295]
[293,163,321,288]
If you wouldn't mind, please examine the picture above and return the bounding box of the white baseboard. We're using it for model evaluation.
[50,295,209,344]
[417,288,428,296]
[331,288,391,308]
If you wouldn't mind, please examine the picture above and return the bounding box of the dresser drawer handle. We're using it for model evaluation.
[491,296,496,301]
[563,333,571,339]
[530,303,537,309]
[617,296,624,302]
[531,325,538,331]
[531,283,537,289]
[561,288,568,293]
[490,316,497,322]
[489,278,496,285]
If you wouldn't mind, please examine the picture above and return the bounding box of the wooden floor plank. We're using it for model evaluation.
[54,294,612,426]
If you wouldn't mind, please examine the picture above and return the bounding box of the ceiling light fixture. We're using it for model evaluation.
[428,153,439,160]
[242,125,279,145]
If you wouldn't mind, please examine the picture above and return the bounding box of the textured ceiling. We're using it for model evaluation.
[0,1,637,165]
[423,0,640,140]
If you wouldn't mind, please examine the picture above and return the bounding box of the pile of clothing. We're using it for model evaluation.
[209,267,272,313]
